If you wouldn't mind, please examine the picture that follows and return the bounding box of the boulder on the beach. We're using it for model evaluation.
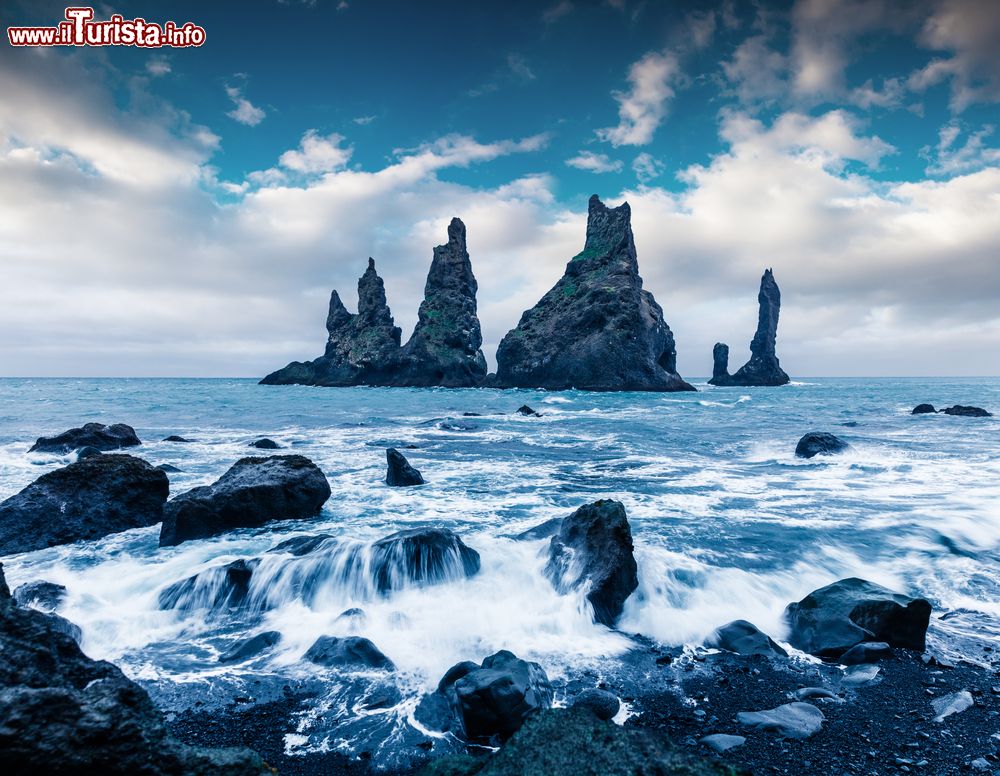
[840,641,892,665]
[795,431,850,459]
[158,558,259,612]
[385,447,424,486]
[28,422,141,454]
[942,405,992,417]
[218,631,281,663]
[304,635,395,671]
[75,446,102,461]
[571,688,619,721]
[737,702,825,739]
[370,527,480,593]
[432,649,554,743]
[0,454,169,555]
[544,499,638,627]
[158,454,331,547]
[249,438,281,449]
[12,581,67,611]
[911,404,937,414]
[706,619,788,657]
[784,577,932,658]
[700,734,746,753]
[0,563,264,775]
[516,405,541,417]
[163,435,192,443]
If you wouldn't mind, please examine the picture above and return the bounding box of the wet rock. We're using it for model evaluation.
[158,454,331,547]
[516,405,541,417]
[512,517,563,541]
[911,404,937,414]
[12,581,67,611]
[932,690,974,721]
[370,527,480,593]
[335,607,366,626]
[385,447,424,486]
[709,269,790,387]
[842,664,880,685]
[218,631,281,663]
[942,405,992,417]
[163,435,192,442]
[304,635,394,671]
[75,446,102,461]
[0,454,168,555]
[268,533,333,556]
[544,499,638,627]
[706,619,788,657]
[0,562,264,775]
[795,431,850,459]
[249,438,281,449]
[737,702,825,739]
[494,195,694,392]
[700,733,746,753]
[158,559,258,612]
[157,463,182,473]
[793,687,841,702]
[35,611,82,643]
[785,577,932,658]
[28,422,141,454]
[840,641,892,665]
[571,688,619,721]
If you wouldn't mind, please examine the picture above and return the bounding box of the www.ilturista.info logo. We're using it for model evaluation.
[7,7,206,48]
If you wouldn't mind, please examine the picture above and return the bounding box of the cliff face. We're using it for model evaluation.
[709,269,790,387]
[494,195,694,392]
[392,218,488,387]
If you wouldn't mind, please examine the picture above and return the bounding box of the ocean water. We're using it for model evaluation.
[1,377,998,762]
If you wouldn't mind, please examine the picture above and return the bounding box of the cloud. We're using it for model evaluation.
[722,34,788,106]
[146,56,171,77]
[353,115,376,125]
[278,130,352,174]
[542,1,573,25]
[631,152,664,182]
[922,120,1000,175]
[506,53,536,82]
[566,151,623,173]
[597,51,680,146]
[225,84,266,126]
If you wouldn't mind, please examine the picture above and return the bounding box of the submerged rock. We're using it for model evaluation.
[706,619,788,657]
[268,533,334,556]
[158,558,259,612]
[912,404,937,414]
[942,405,992,417]
[795,431,850,459]
[304,635,394,671]
[370,527,480,593]
[571,688,619,721]
[709,269,790,387]
[385,447,425,486]
[784,577,932,658]
[156,463,182,473]
[163,435,192,443]
[516,405,541,417]
[158,454,331,547]
[544,499,638,627]
[0,454,168,555]
[512,517,564,541]
[12,581,67,611]
[0,563,263,775]
[28,422,141,454]
[249,438,281,449]
[494,195,693,392]
[218,631,281,664]
[737,702,825,739]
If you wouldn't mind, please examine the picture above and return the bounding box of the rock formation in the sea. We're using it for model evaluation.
[543,499,638,627]
[911,403,937,414]
[942,404,992,417]
[709,269,790,386]
[0,455,168,555]
[159,558,259,612]
[369,528,480,593]
[794,431,850,459]
[784,577,932,658]
[0,563,264,774]
[304,635,395,670]
[260,257,403,386]
[392,218,489,386]
[494,195,694,392]
[29,422,141,454]
[385,447,424,486]
[158,454,331,547]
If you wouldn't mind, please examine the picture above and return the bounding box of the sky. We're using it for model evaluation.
[0,0,998,378]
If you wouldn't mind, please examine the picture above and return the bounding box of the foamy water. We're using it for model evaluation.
[1,377,998,760]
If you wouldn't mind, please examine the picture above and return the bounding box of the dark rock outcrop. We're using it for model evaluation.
[512,517,564,541]
[543,499,638,627]
[158,454,331,547]
[28,422,141,454]
[385,447,424,486]
[0,455,168,555]
[218,631,281,664]
[709,269,790,387]
[393,219,488,387]
[268,534,334,556]
[75,446,102,461]
[494,196,693,392]
[158,559,258,612]
[839,641,891,665]
[304,635,394,671]
[370,528,480,593]
[13,581,67,611]
[516,405,541,417]
[795,431,849,459]
[942,405,992,417]
[163,435,192,443]
[706,619,788,657]
[157,464,182,473]
[0,563,263,775]
[571,688,620,721]
[784,577,932,658]
[249,438,281,450]
[912,404,937,414]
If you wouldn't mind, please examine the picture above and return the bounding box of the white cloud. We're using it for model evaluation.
[632,152,664,183]
[566,150,623,174]
[597,50,680,146]
[278,130,352,174]
[506,53,536,82]
[225,84,266,126]
[922,120,1000,175]
[146,56,171,77]
[542,1,573,25]
[722,34,788,105]
[353,115,376,125]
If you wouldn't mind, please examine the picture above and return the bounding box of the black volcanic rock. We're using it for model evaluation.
[543,499,638,627]
[261,257,403,386]
[494,195,693,392]
[163,435,192,443]
[385,447,424,486]
[249,438,281,449]
[29,422,141,454]
[795,431,849,459]
[516,405,541,417]
[911,404,937,414]
[709,269,790,386]
[0,455,168,555]
[706,619,788,657]
[304,635,395,671]
[158,559,259,612]
[218,631,281,664]
[369,527,480,593]
[942,405,991,417]
[13,581,67,611]
[158,455,331,547]
[0,563,263,775]
[393,218,488,387]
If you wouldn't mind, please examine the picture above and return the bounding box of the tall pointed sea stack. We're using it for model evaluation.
[392,218,488,387]
[494,195,694,392]
[709,268,790,387]
[260,258,402,386]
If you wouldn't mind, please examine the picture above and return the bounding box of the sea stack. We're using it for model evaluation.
[261,258,402,386]
[392,218,488,387]
[494,195,694,392]
[709,268,790,387]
